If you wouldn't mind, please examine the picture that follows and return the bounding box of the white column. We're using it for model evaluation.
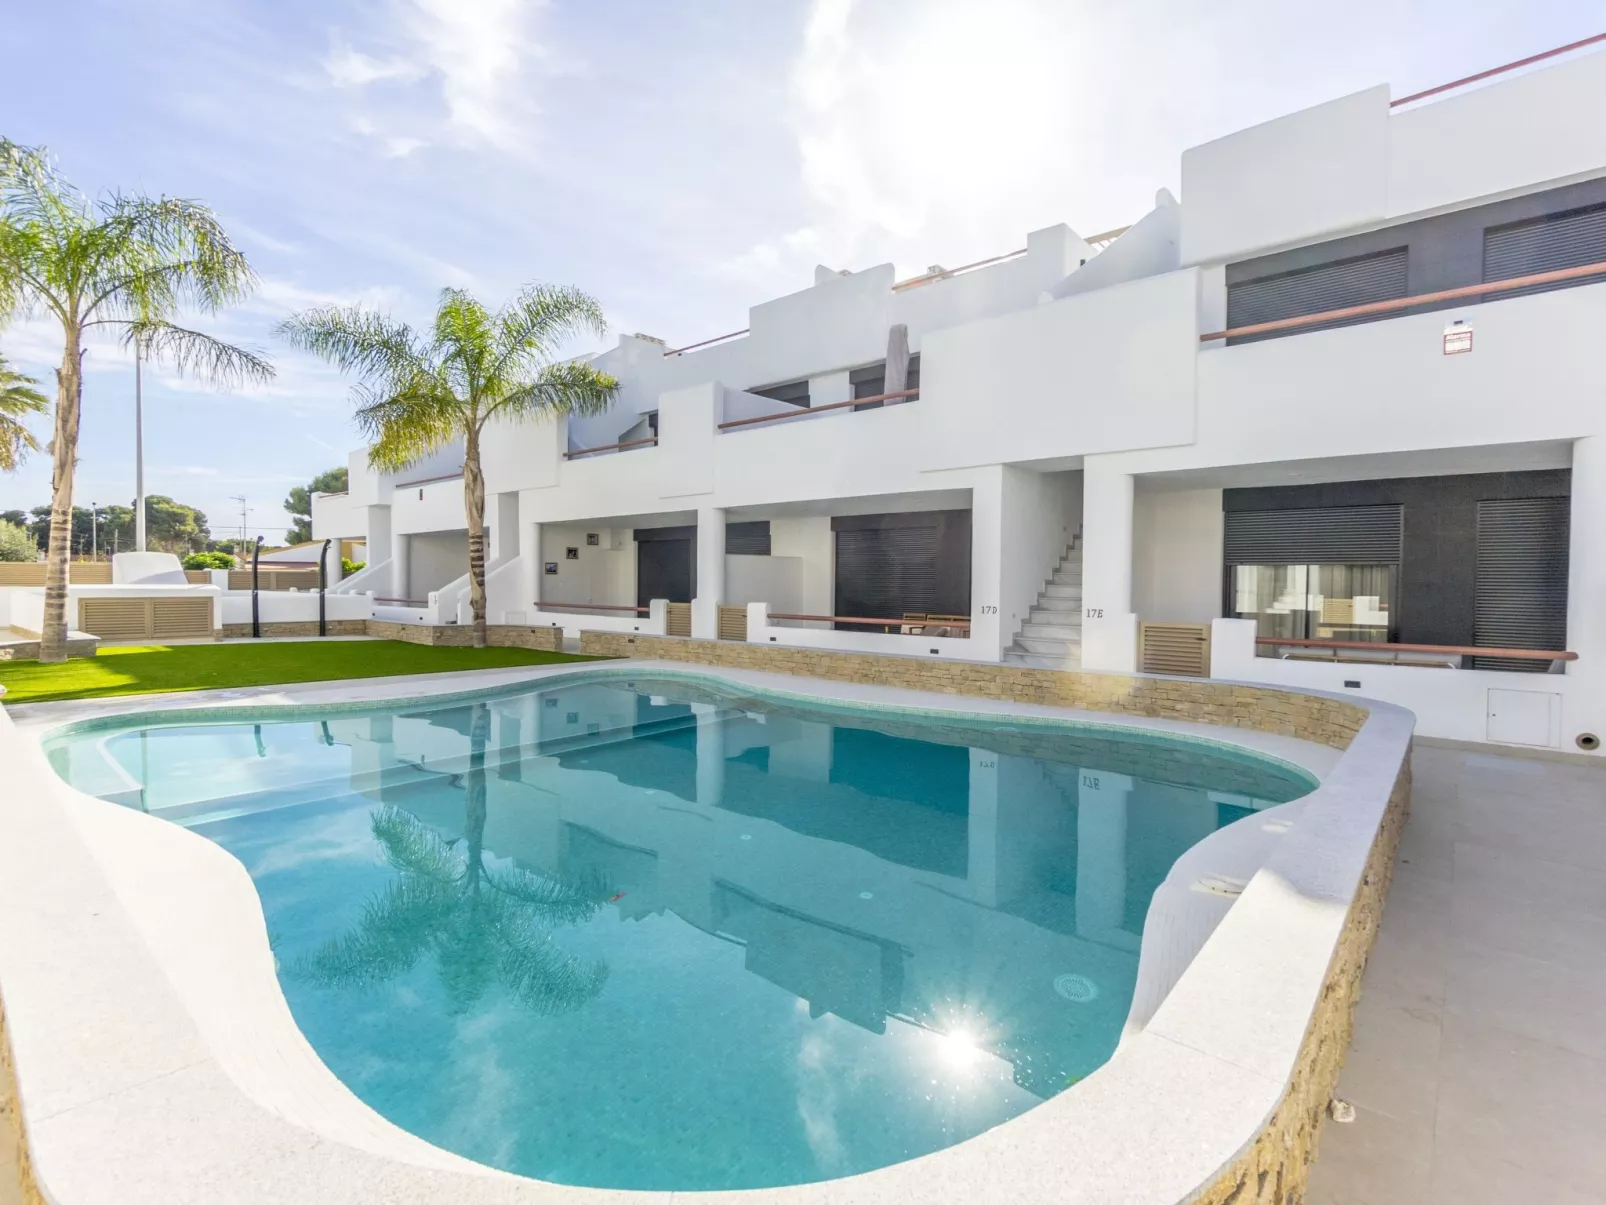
[1567,437,1606,752]
[1081,463,1138,672]
[519,517,543,616]
[692,506,726,639]
[694,703,726,806]
[322,540,344,587]
[1076,771,1133,947]
[391,530,411,602]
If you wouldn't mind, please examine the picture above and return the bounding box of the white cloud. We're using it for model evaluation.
[324,39,426,89]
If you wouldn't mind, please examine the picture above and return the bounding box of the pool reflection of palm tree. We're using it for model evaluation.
[296,706,610,1015]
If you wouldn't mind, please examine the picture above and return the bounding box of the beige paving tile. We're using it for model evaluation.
[1444,939,1606,1062]
[1431,1015,1606,1196]
[1359,878,1452,1012]
[1450,878,1606,966]
[1333,990,1442,1124]
[1395,820,1454,882]
[1450,841,1606,918]
[1453,791,1606,871]
[1304,1104,1433,1205]
[1429,1146,1606,1205]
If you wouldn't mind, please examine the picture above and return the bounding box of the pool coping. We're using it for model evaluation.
[0,661,1414,1204]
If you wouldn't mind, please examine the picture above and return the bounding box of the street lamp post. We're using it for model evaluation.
[90,503,98,561]
[134,338,146,552]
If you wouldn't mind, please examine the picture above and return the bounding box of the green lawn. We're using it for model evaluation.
[0,641,602,705]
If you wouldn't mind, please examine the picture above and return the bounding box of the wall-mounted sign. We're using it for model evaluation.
[1443,321,1473,355]
[586,532,600,546]
[544,562,559,575]
[566,546,580,560]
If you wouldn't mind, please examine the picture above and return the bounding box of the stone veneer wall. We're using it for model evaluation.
[366,621,564,651]
[577,632,1369,749]
[220,620,370,639]
[1,1000,44,1205]
[1191,758,1410,1204]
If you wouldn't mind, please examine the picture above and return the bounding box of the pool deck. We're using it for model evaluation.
[1308,742,1606,1205]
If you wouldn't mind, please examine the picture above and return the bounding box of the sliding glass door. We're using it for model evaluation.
[1231,563,1395,644]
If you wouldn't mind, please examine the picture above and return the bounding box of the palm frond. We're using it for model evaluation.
[489,358,619,423]
[485,862,612,925]
[487,283,608,386]
[291,874,455,990]
[495,923,610,1016]
[125,319,274,389]
[86,193,258,318]
[276,305,426,383]
[353,378,464,473]
[370,806,466,884]
[0,354,47,472]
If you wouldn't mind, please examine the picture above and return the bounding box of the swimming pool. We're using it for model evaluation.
[45,671,1315,1191]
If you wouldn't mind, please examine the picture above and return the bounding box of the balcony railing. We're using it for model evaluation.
[1200,258,1606,343]
[663,329,749,357]
[532,602,649,614]
[1257,636,1577,667]
[1390,31,1606,108]
[564,435,659,460]
[718,387,919,432]
[769,611,971,635]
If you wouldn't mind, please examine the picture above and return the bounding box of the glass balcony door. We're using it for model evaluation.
[1232,563,1395,646]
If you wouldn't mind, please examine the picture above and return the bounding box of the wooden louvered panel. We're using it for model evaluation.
[151,597,215,639]
[717,605,747,641]
[0,563,114,586]
[228,569,320,591]
[78,598,153,640]
[665,602,692,638]
[1139,622,1212,678]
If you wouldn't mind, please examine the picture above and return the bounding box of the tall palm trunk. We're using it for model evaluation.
[463,423,488,648]
[40,325,83,663]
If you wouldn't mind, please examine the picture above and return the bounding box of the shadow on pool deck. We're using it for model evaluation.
[1307,743,1606,1205]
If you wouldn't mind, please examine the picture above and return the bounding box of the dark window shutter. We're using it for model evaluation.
[750,379,810,407]
[1223,505,1403,566]
[1474,497,1570,672]
[1227,248,1407,342]
[834,526,939,618]
[1484,203,1606,299]
[726,521,771,556]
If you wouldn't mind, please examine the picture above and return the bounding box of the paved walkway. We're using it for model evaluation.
[1307,743,1606,1204]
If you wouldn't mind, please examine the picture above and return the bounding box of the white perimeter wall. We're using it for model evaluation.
[1133,488,1223,623]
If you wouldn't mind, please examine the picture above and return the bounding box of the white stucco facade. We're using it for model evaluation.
[316,48,1606,756]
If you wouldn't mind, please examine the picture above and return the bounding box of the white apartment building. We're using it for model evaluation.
[314,42,1606,757]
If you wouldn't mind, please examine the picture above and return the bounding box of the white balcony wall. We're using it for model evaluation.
[1183,51,1606,267]
[480,408,563,494]
[219,591,373,626]
[392,477,466,535]
[919,268,1201,472]
[309,491,365,540]
[747,603,991,662]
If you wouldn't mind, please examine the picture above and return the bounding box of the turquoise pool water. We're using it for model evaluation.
[46,673,1314,1191]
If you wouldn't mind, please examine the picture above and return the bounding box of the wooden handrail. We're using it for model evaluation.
[564,435,658,460]
[394,471,463,488]
[534,602,649,614]
[770,611,971,631]
[893,249,1027,292]
[1201,258,1606,342]
[663,328,749,356]
[1390,31,1606,108]
[718,387,919,431]
[1257,636,1576,661]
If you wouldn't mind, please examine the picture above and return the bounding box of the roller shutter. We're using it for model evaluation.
[1484,203,1606,298]
[1227,248,1407,343]
[1223,505,1403,566]
[1474,497,1570,672]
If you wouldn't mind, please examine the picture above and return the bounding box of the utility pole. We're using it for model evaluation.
[134,338,147,552]
[230,495,248,548]
[90,503,98,561]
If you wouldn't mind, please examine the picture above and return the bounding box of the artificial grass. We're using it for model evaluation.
[0,640,603,705]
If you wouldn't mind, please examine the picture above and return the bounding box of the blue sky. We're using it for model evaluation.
[1,0,1599,542]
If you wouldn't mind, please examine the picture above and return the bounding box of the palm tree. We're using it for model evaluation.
[295,704,611,1015]
[0,140,273,661]
[278,286,618,646]
[0,352,46,471]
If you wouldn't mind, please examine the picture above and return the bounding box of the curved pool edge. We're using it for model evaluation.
[0,662,1413,1205]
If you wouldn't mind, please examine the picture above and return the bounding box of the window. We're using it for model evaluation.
[1226,248,1407,343]
[1484,202,1606,299]
[848,354,921,410]
[1232,563,1395,645]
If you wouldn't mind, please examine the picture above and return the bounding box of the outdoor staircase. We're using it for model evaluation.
[1003,543,1083,670]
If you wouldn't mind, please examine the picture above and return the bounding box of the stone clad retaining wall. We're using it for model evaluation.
[576,630,1399,1204]
[578,632,1369,749]
[366,621,564,651]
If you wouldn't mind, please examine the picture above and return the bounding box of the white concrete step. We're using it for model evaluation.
[1003,647,1083,671]
[1019,620,1082,641]
[1053,570,1082,585]
[1042,583,1082,600]
[1030,605,1080,624]
[1016,635,1080,657]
